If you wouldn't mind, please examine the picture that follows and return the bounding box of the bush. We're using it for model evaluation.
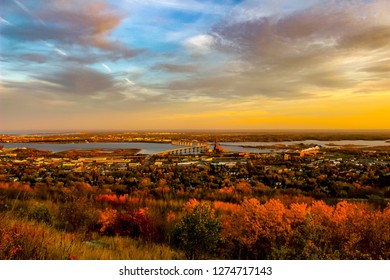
[28,203,52,224]
[55,197,99,233]
[98,207,153,240]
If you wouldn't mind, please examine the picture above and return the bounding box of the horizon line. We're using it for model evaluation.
[2,128,390,136]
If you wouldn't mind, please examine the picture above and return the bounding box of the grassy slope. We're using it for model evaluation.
[0,213,182,260]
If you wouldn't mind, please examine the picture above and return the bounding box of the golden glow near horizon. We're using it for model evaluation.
[1,0,390,131]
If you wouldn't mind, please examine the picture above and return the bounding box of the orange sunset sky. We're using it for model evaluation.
[1,0,389,132]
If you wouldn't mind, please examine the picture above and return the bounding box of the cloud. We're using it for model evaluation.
[339,25,390,50]
[20,53,48,63]
[163,0,390,101]
[2,0,390,131]
[184,34,215,55]
[4,49,116,66]
[102,63,112,73]
[363,60,390,73]
[126,0,228,15]
[0,16,12,25]
[2,0,139,59]
[33,66,115,96]
[152,63,198,73]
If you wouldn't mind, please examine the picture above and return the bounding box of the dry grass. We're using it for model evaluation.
[0,213,182,260]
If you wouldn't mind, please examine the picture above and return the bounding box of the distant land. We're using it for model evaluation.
[1,130,390,143]
[2,129,390,135]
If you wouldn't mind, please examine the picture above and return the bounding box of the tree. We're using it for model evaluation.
[171,199,222,259]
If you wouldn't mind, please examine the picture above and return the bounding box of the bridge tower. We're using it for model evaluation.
[213,138,225,153]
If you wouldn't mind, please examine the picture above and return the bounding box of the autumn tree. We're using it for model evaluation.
[171,199,222,259]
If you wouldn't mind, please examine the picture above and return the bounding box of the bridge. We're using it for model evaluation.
[155,141,210,156]
[171,140,204,147]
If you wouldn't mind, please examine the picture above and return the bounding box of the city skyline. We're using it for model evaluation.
[1,0,390,131]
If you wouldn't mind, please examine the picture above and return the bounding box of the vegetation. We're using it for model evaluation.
[0,178,389,260]
[0,212,181,260]
[0,131,389,259]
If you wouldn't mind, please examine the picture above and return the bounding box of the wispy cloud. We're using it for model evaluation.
[32,66,116,96]
[125,0,229,15]
[152,63,198,73]
[101,63,112,73]
[0,16,12,25]
[12,0,46,25]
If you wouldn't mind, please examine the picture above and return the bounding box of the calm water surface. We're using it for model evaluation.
[0,142,186,154]
[1,140,388,154]
[219,140,390,153]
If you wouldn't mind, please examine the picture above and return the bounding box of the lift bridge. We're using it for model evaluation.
[155,140,210,156]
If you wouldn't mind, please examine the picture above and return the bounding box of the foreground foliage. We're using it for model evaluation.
[0,180,389,260]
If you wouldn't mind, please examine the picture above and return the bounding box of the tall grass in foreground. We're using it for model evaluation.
[0,213,182,260]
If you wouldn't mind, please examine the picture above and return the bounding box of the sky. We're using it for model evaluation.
[0,0,389,132]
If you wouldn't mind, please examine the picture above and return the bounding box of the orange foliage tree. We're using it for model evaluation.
[222,198,390,260]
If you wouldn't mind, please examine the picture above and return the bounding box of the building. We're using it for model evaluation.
[284,146,321,160]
